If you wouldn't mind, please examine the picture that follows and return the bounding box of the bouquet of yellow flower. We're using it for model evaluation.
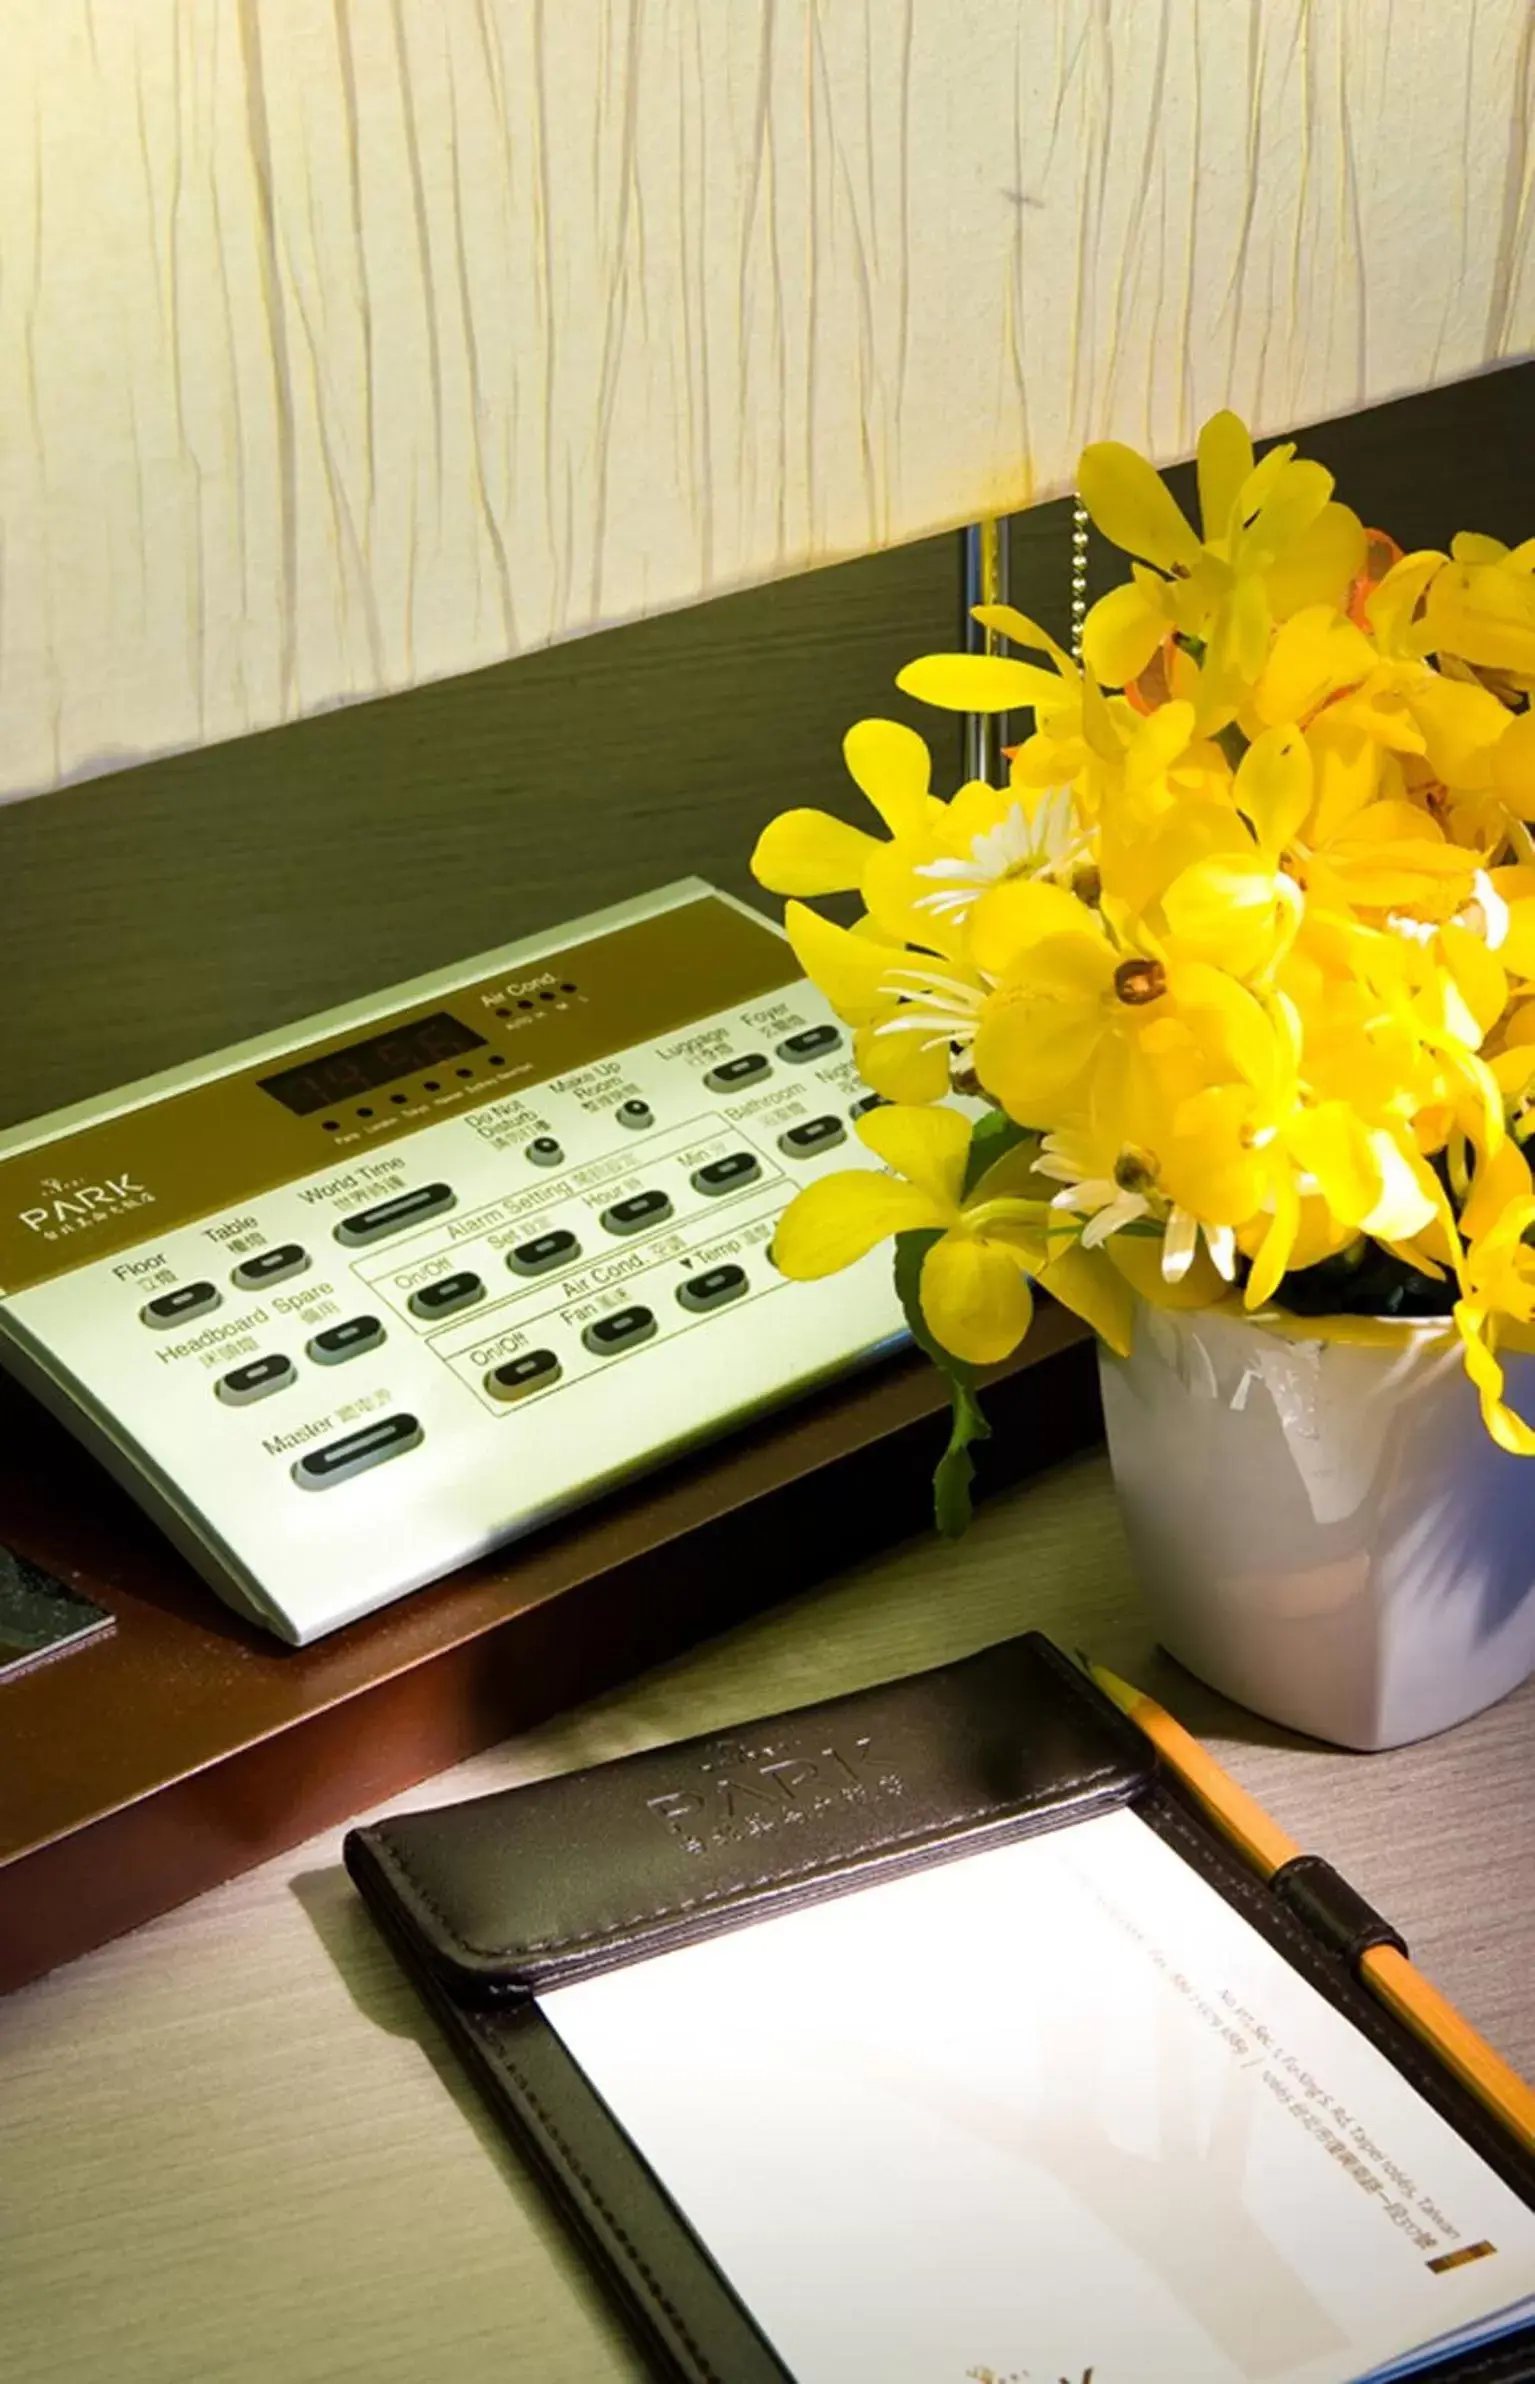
[751,413,1535,1529]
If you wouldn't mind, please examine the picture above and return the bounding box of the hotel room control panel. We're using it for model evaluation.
[0,885,907,1644]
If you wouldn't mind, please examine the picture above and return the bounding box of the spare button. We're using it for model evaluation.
[408,1271,484,1320]
[778,1115,847,1158]
[600,1188,673,1235]
[307,1315,385,1366]
[291,1412,423,1490]
[141,1281,221,1328]
[216,1353,296,1406]
[676,1264,748,1314]
[508,1227,581,1278]
[485,1348,562,1402]
[777,1023,842,1061]
[231,1243,309,1289]
[691,1151,761,1196]
[334,1182,455,1245]
[704,1052,770,1092]
[582,1305,657,1356]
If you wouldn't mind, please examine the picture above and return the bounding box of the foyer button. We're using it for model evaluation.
[776,1024,841,1062]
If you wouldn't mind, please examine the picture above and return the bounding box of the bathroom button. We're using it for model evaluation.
[408,1271,484,1320]
[616,1098,654,1130]
[777,1024,842,1062]
[485,1348,563,1402]
[704,1052,770,1092]
[600,1189,673,1235]
[525,1136,565,1168]
[778,1115,847,1158]
[676,1264,748,1315]
[582,1305,657,1356]
[691,1151,761,1197]
[508,1227,581,1278]
[232,1243,309,1290]
[216,1353,296,1406]
[307,1315,385,1366]
[334,1183,456,1246]
[291,1412,424,1489]
[141,1281,221,1328]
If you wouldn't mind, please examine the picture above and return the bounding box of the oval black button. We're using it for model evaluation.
[141,1281,221,1327]
[582,1305,657,1355]
[691,1151,762,1196]
[777,1024,842,1061]
[216,1353,296,1405]
[307,1315,384,1365]
[704,1052,771,1093]
[525,1136,565,1168]
[676,1263,748,1314]
[778,1115,848,1157]
[507,1228,581,1277]
[486,1348,563,1402]
[849,1093,887,1119]
[334,1183,456,1245]
[408,1271,484,1319]
[291,1412,423,1489]
[231,1242,309,1289]
[600,1189,673,1235]
[617,1098,654,1129]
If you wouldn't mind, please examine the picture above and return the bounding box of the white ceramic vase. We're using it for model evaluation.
[1097,1301,1535,1749]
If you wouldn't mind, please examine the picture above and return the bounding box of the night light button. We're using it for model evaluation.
[704,1052,770,1092]
[291,1412,423,1490]
[334,1183,456,1245]
[676,1264,748,1314]
[507,1228,581,1277]
[779,1115,848,1158]
[486,1348,562,1402]
[231,1243,310,1289]
[307,1315,385,1365]
[691,1151,762,1196]
[582,1305,657,1356]
[141,1281,221,1328]
[408,1271,484,1320]
[216,1353,296,1406]
[601,1189,673,1235]
[777,1024,842,1061]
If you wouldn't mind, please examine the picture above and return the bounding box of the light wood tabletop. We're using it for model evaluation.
[3,1445,1533,2384]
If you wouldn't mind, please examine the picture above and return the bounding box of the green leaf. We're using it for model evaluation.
[894,1228,991,1535]
[960,1109,1035,1197]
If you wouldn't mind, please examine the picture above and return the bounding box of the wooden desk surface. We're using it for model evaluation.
[3,1447,1532,2384]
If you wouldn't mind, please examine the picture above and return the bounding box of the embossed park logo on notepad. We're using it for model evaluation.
[18,1171,155,1242]
[644,1733,904,1856]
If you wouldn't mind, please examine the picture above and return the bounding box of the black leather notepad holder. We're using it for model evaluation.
[345,1633,1535,2384]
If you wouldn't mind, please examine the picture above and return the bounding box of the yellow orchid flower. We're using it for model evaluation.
[770,1104,1133,1364]
[751,719,941,899]
[781,899,985,1105]
[1419,534,1535,687]
[1452,1140,1535,1454]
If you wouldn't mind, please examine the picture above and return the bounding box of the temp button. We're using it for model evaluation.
[334,1183,456,1246]
[485,1348,562,1403]
[216,1353,296,1406]
[408,1271,484,1320]
[141,1281,221,1328]
[231,1243,309,1290]
[291,1412,424,1490]
[600,1189,673,1235]
[676,1264,748,1315]
[582,1305,657,1356]
[307,1315,385,1366]
[507,1228,581,1278]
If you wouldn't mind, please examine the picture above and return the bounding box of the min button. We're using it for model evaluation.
[691,1151,761,1197]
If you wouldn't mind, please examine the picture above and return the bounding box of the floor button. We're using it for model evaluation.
[307,1315,385,1366]
[507,1227,581,1278]
[231,1243,309,1290]
[291,1412,423,1489]
[582,1305,657,1356]
[485,1348,563,1402]
[777,1024,842,1062]
[334,1183,456,1246]
[216,1353,296,1405]
[141,1281,221,1328]
[778,1115,848,1158]
[676,1264,748,1314]
[704,1052,770,1092]
[408,1271,484,1319]
[600,1188,673,1235]
[691,1151,762,1197]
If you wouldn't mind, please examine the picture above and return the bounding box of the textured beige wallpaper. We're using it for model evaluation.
[2,0,1532,803]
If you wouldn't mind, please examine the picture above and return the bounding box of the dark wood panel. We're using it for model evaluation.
[2,362,1531,1127]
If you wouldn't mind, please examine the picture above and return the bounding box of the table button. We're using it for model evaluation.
[307,1315,385,1366]
[215,1353,296,1406]
[676,1263,748,1315]
[485,1348,562,1402]
[231,1243,309,1290]
[704,1052,770,1092]
[778,1115,847,1158]
[408,1271,484,1320]
[507,1228,581,1278]
[141,1281,221,1328]
[691,1151,762,1197]
[525,1136,565,1168]
[600,1189,673,1235]
[582,1305,657,1356]
[616,1098,654,1130]
[777,1024,842,1062]
[291,1412,423,1490]
[334,1183,456,1246]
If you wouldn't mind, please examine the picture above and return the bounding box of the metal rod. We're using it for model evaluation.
[960,516,1011,784]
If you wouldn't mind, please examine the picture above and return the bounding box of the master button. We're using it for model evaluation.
[291,1412,423,1490]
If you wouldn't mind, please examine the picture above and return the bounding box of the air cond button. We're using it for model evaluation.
[485,1348,562,1402]
[507,1228,581,1278]
[691,1152,761,1197]
[307,1315,385,1366]
[231,1243,310,1290]
[216,1353,296,1406]
[334,1183,456,1246]
[291,1412,424,1490]
[704,1052,770,1092]
[408,1271,484,1320]
[778,1115,847,1158]
[581,1305,657,1356]
[676,1264,748,1315]
[141,1281,221,1328]
[600,1189,673,1235]
[776,1024,842,1062]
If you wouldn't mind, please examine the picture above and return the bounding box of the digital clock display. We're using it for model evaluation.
[258,1012,489,1116]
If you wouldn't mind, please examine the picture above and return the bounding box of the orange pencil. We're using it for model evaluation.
[1090,1661,1535,2158]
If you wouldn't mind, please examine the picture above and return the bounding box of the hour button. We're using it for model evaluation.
[601,1189,673,1235]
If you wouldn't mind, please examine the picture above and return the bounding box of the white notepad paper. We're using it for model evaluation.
[543,1808,1535,2384]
